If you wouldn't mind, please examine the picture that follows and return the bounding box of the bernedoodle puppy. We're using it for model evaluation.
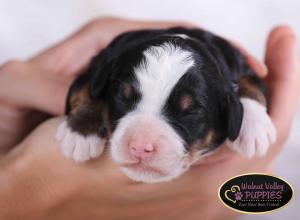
[56,28,276,183]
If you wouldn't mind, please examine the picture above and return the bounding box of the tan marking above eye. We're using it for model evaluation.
[123,83,133,98]
[179,94,193,111]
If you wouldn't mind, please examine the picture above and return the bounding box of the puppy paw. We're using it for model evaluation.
[227,98,276,158]
[55,120,105,162]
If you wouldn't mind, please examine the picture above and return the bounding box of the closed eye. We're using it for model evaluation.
[111,80,141,112]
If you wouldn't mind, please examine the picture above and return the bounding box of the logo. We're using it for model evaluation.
[218,173,294,214]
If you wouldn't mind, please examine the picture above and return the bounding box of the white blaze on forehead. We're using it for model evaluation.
[134,43,194,114]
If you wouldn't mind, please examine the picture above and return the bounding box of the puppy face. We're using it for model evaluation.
[90,32,243,182]
[110,43,196,182]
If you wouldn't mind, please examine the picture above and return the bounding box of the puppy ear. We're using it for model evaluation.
[89,49,114,99]
[66,48,113,114]
[66,73,91,114]
[204,32,245,141]
[225,94,244,141]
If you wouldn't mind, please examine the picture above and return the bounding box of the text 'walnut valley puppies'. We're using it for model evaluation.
[56,28,276,183]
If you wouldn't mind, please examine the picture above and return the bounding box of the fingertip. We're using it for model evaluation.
[266,25,297,51]
[246,55,268,77]
[269,25,295,38]
[229,40,267,77]
[265,25,299,79]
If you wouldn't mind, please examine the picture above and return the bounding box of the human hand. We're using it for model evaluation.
[0,62,73,152]
[0,26,298,220]
[0,17,200,152]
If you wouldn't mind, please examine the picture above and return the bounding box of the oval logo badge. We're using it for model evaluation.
[218,173,294,214]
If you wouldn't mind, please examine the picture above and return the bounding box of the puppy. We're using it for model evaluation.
[56,28,276,183]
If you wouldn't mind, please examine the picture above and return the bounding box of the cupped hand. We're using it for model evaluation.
[0,17,200,152]
[0,26,299,220]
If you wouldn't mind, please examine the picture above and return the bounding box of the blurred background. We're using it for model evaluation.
[0,0,299,219]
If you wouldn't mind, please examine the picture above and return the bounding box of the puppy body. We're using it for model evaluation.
[56,28,276,182]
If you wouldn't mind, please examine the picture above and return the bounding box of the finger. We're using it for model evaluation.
[264,26,300,146]
[29,72,74,115]
[29,18,196,76]
[0,62,74,115]
[29,20,104,75]
[229,40,268,77]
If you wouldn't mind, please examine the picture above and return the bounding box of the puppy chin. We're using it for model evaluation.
[113,149,190,183]
[120,161,190,183]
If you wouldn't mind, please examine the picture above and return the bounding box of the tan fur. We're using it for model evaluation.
[238,77,266,106]
[189,129,215,162]
[180,94,193,111]
[70,84,90,112]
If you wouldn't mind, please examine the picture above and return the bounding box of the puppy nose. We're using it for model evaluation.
[129,142,155,160]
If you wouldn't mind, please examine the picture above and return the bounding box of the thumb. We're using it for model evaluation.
[27,70,74,115]
[264,26,300,149]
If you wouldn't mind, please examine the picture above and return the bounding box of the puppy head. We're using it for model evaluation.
[90,32,243,182]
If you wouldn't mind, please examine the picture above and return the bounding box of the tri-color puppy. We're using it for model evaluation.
[56,28,276,183]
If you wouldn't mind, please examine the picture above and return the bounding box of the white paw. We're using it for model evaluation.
[227,98,276,158]
[55,120,105,162]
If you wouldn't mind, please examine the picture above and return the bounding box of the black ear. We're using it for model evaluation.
[65,73,91,114]
[225,94,243,141]
[89,49,114,99]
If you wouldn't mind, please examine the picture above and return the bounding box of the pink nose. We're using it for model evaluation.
[129,141,155,160]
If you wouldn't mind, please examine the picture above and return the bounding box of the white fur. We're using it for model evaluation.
[135,42,194,114]
[227,98,276,158]
[56,120,105,162]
